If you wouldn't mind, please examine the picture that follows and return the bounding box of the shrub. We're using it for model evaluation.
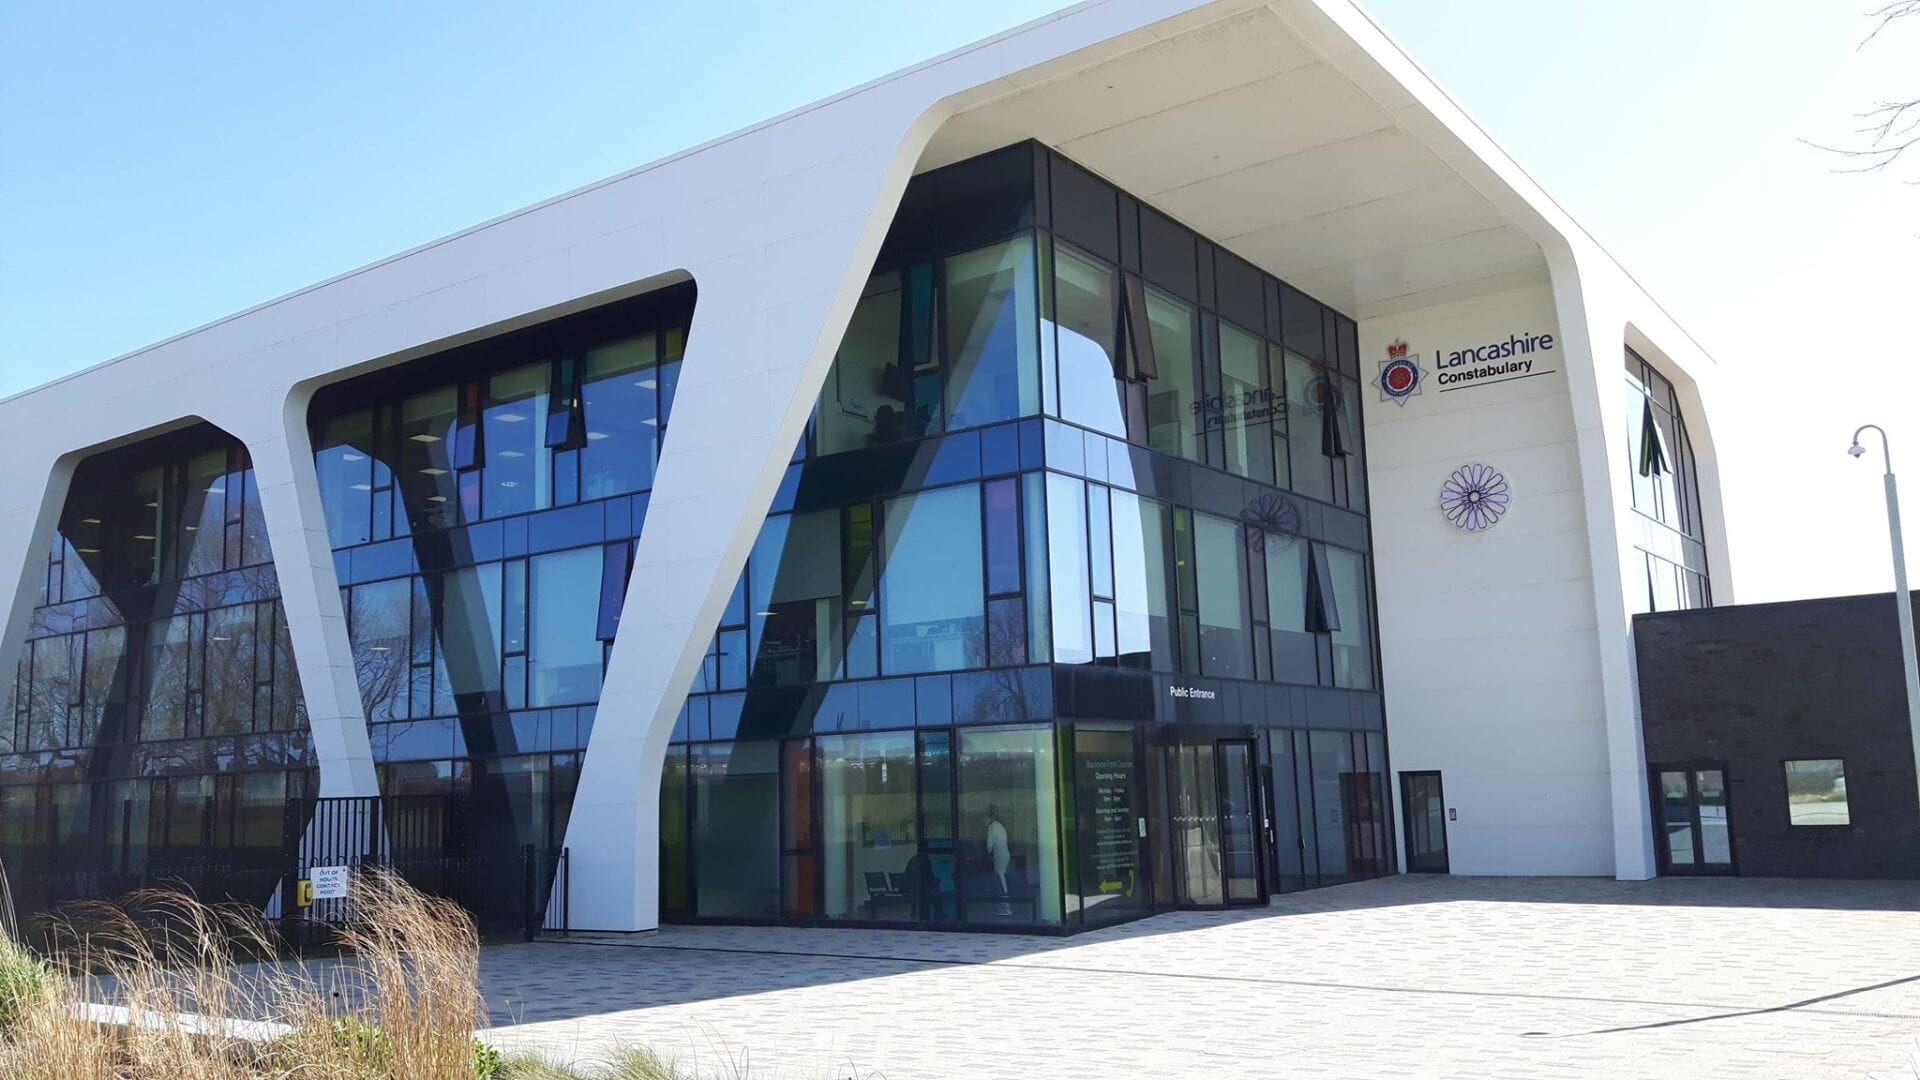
[0,933,55,1033]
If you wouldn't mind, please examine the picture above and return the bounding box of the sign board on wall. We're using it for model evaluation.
[1376,331,1557,405]
[309,865,351,901]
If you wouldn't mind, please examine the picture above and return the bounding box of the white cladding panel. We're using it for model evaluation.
[1362,283,1613,875]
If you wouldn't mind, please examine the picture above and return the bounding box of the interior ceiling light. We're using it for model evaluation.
[409,433,441,443]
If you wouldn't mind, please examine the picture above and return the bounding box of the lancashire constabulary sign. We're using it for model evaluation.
[1377,331,1557,404]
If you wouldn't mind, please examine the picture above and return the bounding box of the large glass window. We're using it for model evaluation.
[660,747,691,917]
[483,364,551,518]
[180,449,230,579]
[1265,541,1317,684]
[438,565,505,703]
[580,334,660,499]
[1194,513,1251,678]
[943,237,1040,431]
[749,510,842,685]
[1269,731,1309,892]
[528,547,602,707]
[316,410,377,548]
[1110,491,1175,671]
[203,604,258,735]
[1217,321,1279,485]
[399,388,458,532]
[1323,546,1374,690]
[690,741,780,918]
[819,732,919,920]
[1625,349,1709,611]
[1046,474,1093,666]
[957,725,1061,926]
[350,578,412,722]
[817,273,908,455]
[880,485,984,675]
[1284,353,1335,504]
[1053,245,1125,438]
[1143,288,1198,461]
[1308,730,1356,886]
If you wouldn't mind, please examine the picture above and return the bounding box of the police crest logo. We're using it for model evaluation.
[1377,339,1424,406]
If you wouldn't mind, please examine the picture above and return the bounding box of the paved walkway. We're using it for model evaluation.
[483,876,1920,1079]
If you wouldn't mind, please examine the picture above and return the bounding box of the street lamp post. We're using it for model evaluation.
[1849,424,1920,816]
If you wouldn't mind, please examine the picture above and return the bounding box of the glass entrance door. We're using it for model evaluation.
[1163,738,1264,907]
[1168,744,1222,905]
[1650,762,1735,875]
[1399,771,1449,873]
[1218,741,1261,902]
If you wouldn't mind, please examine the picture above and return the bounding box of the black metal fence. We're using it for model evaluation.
[1,793,568,948]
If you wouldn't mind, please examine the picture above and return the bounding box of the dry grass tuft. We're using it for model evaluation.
[0,866,498,1079]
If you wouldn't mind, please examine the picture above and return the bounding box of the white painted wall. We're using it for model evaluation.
[1363,283,1614,875]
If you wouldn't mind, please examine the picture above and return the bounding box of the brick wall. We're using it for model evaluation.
[1634,593,1920,879]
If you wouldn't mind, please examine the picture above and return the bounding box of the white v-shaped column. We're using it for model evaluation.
[562,109,941,933]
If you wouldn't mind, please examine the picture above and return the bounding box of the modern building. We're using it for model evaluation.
[0,0,1730,935]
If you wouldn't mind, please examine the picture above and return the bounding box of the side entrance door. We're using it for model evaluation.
[1649,762,1736,876]
[1399,771,1449,873]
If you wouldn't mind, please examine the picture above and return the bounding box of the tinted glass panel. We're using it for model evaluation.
[528,547,601,707]
[692,742,780,917]
[818,273,908,455]
[750,510,842,685]
[1284,353,1334,503]
[1194,513,1250,678]
[944,236,1040,430]
[880,485,984,675]
[483,364,551,518]
[958,725,1061,926]
[580,335,659,498]
[1053,246,1125,437]
[1110,491,1174,671]
[1144,289,1198,461]
[1324,546,1374,689]
[819,732,919,919]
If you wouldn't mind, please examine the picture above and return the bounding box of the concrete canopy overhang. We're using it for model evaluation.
[913,0,1551,321]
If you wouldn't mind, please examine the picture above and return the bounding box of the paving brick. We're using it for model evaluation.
[484,875,1920,1079]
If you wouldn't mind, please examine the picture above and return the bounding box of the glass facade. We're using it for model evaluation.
[666,143,1390,932]
[1624,349,1710,611]
[309,286,696,856]
[0,425,313,896]
[2,147,1390,935]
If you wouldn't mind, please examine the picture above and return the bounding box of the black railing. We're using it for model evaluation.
[1,793,569,949]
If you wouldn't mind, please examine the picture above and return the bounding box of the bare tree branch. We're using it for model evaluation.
[1814,7,1920,177]
[1861,0,1920,47]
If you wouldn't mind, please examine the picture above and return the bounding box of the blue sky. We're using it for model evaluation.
[1,1,1912,601]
